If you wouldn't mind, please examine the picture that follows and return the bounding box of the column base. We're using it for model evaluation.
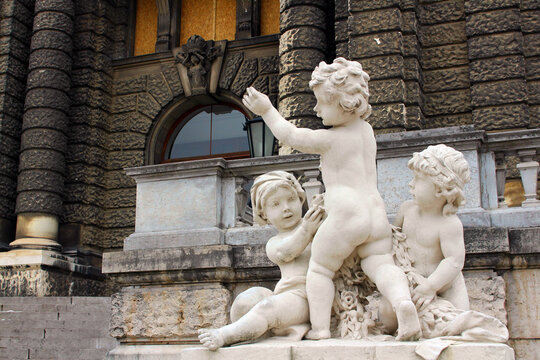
[9,237,62,251]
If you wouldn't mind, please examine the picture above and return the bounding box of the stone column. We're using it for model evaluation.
[10,0,74,251]
[278,0,328,154]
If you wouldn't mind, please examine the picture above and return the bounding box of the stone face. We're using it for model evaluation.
[231,58,258,97]
[425,89,471,116]
[359,55,404,80]
[279,27,326,55]
[109,285,231,340]
[466,9,520,37]
[369,78,405,104]
[280,6,326,32]
[280,49,325,75]
[349,8,402,36]
[349,32,402,58]
[219,52,244,90]
[278,93,317,118]
[421,22,467,47]
[113,75,146,95]
[420,0,465,24]
[369,103,406,128]
[279,71,313,99]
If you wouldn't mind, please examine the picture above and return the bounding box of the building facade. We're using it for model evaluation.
[0,0,539,359]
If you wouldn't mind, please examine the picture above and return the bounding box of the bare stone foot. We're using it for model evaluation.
[395,300,422,341]
[198,328,226,350]
[305,328,331,340]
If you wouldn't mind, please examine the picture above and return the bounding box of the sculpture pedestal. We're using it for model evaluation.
[106,339,514,360]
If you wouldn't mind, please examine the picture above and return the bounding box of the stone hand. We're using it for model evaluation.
[301,206,324,236]
[412,280,436,311]
[242,87,273,116]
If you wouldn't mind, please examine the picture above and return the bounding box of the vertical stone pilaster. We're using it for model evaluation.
[465,0,528,130]
[278,0,328,154]
[11,0,74,250]
[346,0,412,131]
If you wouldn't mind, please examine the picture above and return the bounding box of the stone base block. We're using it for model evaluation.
[106,340,514,360]
[124,227,224,250]
[0,249,106,296]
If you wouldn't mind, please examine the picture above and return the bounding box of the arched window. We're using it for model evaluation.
[162,104,250,162]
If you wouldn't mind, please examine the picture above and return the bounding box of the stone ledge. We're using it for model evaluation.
[106,340,514,360]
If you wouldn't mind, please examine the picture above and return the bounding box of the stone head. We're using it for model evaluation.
[250,171,306,229]
[408,144,471,215]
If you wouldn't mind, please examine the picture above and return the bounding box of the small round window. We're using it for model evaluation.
[163,104,250,162]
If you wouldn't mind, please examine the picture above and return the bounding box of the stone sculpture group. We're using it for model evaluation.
[198,58,509,358]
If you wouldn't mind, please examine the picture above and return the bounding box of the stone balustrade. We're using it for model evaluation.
[122,126,539,251]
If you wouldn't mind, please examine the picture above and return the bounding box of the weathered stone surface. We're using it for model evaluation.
[530,105,540,128]
[102,206,133,229]
[251,76,269,95]
[509,340,540,360]
[0,36,29,63]
[68,124,107,148]
[468,32,523,60]
[0,113,22,138]
[231,58,258,97]
[147,73,173,107]
[425,89,471,115]
[24,88,70,114]
[67,144,107,168]
[104,170,135,190]
[509,227,540,254]
[402,34,420,58]
[464,270,507,325]
[404,105,424,129]
[521,0,540,9]
[0,269,107,296]
[422,43,468,69]
[111,94,136,114]
[280,0,326,12]
[464,0,519,13]
[405,81,423,106]
[466,9,520,37]
[471,79,526,106]
[504,269,540,338]
[358,55,404,80]
[278,93,316,118]
[349,0,399,11]
[137,92,160,118]
[369,103,406,128]
[524,33,540,57]
[109,285,231,340]
[463,228,509,253]
[526,56,540,80]
[71,87,110,111]
[104,227,133,248]
[21,127,66,151]
[104,187,136,208]
[472,104,528,130]
[219,52,244,90]
[259,55,279,75]
[280,6,326,32]
[161,63,184,97]
[404,57,422,83]
[0,132,20,159]
[17,169,64,194]
[421,22,466,47]
[522,10,540,33]
[335,41,348,58]
[16,190,63,214]
[280,48,325,75]
[108,131,146,151]
[527,80,540,104]
[279,27,326,56]
[19,148,65,173]
[113,75,146,95]
[72,50,111,72]
[279,71,312,99]
[425,113,472,128]
[424,66,469,92]
[334,19,347,42]
[350,32,402,58]
[28,48,72,73]
[419,0,464,25]
[349,8,401,36]
[470,55,525,82]
[62,203,101,225]
[109,111,153,134]
[369,78,405,104]
[34,11,73,34]
[402,11,418,35]
[269,74,278,94]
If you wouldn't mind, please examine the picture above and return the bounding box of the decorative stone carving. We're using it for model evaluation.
[198,171,324,350]
[173,35,226,96]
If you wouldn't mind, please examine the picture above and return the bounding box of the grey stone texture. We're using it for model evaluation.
[0,297,117,360]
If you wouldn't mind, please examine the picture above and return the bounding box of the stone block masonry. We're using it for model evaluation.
[0,296,117,360]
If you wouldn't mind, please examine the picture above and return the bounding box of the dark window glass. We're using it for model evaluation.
[165,104,249,161]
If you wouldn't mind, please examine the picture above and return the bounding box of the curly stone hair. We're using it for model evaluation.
[408,144,471,216]
[309,57,371,119]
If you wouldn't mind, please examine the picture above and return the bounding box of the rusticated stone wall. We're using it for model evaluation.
[0,0,34,249]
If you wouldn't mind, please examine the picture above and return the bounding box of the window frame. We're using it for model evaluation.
[160,102,251,163]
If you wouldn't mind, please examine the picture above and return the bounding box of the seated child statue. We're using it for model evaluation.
[198,171,324,350]
[243,58,421,340]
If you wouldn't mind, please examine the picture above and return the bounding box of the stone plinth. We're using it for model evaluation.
[0,250,106,296]
[106,340,515,360]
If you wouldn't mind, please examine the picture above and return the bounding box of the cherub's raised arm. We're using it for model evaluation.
[243,87,330,154]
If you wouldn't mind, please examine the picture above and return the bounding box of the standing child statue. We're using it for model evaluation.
[243,58,422,340]
[198,171,324,350]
